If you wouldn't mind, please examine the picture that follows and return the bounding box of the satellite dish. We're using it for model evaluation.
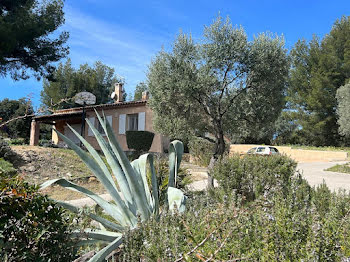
[75,92,96,106]
[111,92,116,100]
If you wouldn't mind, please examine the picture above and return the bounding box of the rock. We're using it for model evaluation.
[66,172,73,178]
[88,176,97,182]
[25,165,36,172]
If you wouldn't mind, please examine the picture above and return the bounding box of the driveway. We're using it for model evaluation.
[297,161,350,192]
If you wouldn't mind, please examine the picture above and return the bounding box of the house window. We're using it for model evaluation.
[127,114,138,131]
[97,121,105,135]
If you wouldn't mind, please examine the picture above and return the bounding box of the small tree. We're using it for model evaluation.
[126,131,155,157]
[336,82,350,138]
[147,16,289,186]
[133,82,149,101]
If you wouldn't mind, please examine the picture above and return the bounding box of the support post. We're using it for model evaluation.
[29,120,40,146]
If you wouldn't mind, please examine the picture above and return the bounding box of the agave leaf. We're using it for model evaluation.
[75,240,109,247]
[67,124,117,193]
[56,201,124,232]
[72,229,122,242]
[99,111,151,220]
[168,140,184,187]
[86,114,136,213]
[167,187,187,213]
[53,128,137,226]
[132,153,159,215]
[88,236,123,262]
[41,178,129,227]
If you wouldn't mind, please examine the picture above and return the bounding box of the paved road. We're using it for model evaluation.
[297,161,350,192]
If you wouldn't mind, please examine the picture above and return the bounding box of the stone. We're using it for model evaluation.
[88,176,97,182]
[26,165,36,172]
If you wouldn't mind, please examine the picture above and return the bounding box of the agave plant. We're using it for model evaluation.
[40,111,186,262]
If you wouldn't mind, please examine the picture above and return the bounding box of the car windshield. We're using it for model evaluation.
[257,147,265,152]
[247,148,256,154]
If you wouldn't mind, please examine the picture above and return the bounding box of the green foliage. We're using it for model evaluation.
[153,157,192,203]
[0,0,69,80]
[212,154,297,201]
[0,137,20,165]
[41,112,186,261]
[288,16,350,146]
[41,59,120,110]
[126,131,155,155]
[326,163,350,174]
[0,98,34,139]
[0,177,77,261]
[0,158,16,177]
[336,82,350,138]
[122,177,350,261]
[133,82,148,101]
[148,15,289,158]
[188,137,214,166]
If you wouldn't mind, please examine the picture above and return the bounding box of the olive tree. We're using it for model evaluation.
[147,16,289,186]
[336,82,350,138]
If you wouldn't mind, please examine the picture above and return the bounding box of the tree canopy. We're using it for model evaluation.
[288,16,350,146]
[147,16,289,176]
[0,98,34,139]
[133,82,148,101]
[336,82,350,138]
[0,0,69,80]
[41,59,120,110]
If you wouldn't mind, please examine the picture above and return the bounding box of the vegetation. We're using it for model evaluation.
[133,82,148,101]
[287,16,350,146]
[122,158,350,261]
[126,130,155,157]
[213,154,297,201]
[0,137,20,165]
[0,98,33,140]
[0,158,16,177]
[336,82,350,138]
[0,0,69,80]
[188,137,215,167]
[326,163,350,174]
[148,16,289,187]
[41,113,186,261]
[41,59,121,110]
[0,176,77,262]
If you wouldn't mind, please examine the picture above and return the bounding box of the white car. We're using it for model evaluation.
[247,146,279,156]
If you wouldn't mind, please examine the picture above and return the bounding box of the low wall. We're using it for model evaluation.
[230,144,348,162]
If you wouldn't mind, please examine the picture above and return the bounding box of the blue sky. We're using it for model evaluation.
[1,0,350,110]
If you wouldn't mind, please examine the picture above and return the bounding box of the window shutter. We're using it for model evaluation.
[106,115,113,127]
[87,117,95,136]
[138,112,145,131]
[119,114,126,134]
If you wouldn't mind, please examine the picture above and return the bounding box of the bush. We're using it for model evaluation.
[212,154,297,201]
[0,177,77,261]
[121,178,350,261]
[126,131,155,155]
[0,158,16,177]
[8,138,27,145]
[0,137,20,165]
[188,137,214,166]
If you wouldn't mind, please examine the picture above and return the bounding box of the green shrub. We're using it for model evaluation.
[121,178,350,261]
[8,138,27,145]
[0,177,77,261]
[126,131,155,155]
[212,154,297,201]
[0,158,16,177]
[0,137,20,165]
[188,137,214,166]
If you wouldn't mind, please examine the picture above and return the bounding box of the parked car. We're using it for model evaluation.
[247,146,280,155]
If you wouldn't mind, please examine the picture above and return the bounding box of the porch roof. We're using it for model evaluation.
[34,111,83,122]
